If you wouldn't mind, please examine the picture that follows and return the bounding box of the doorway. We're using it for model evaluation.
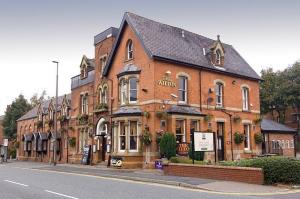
[217,122,225,161]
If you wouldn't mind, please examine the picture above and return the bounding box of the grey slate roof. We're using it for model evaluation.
[117,64,141,77]
[94,27,119,45]
[261,119,297,133]
[104,12,260,80]
[71,70,95,90]
[166,105,204,116]
[113,107,142,117]
[17,94,71,121]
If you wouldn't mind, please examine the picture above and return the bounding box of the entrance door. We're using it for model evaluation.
[101,136,106,162]
[217,122,225,161]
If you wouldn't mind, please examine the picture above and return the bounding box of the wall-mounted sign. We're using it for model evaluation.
[3,139,8,147]
[194,132,214,152]
[157,75,176,87]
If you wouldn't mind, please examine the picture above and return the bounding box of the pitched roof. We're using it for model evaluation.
[261,119,297,133]
[104,12,261,80]
[166,105,204,116]
[17,94,71,121]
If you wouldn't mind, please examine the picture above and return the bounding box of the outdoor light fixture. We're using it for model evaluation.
[165,70,171,75]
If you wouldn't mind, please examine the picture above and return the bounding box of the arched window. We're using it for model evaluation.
[129,78,137,103]
[216,49,221,65]
[242,87,249,111]
[49,107,54,120]
[102,87,108,104]
[126,40,133,60]
[96,118,107,136]
[216,82,224,107]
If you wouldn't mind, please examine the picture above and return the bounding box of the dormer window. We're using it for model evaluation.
[216,49,221,65]
[126,39,133,60]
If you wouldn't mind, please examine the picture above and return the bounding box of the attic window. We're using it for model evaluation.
[216,49,221,65]
[81,65,87,79]
[126,39,133,60]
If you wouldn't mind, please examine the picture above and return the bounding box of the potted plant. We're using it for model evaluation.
[233,115,241,123]
[254,133,264,144]
[234,131,244,144]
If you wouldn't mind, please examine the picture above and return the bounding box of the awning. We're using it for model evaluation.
[49,132,61,139]
[23,134,33,142]
[39,132,49,140]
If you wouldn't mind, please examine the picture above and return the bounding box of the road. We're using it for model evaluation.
[0,162,300,199]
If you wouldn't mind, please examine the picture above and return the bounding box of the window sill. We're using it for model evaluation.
[242,109,251,113]
[124,58,134,63]
[244,149,252,154]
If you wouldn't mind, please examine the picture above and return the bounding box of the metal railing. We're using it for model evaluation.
[262,141,283,156]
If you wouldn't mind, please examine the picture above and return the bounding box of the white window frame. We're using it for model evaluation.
[216,49,221,65]
[120,80,127,105]
[118,121,126,152]
[175,120,186,143]
[127,40,133,60]
[49,108,54,120]
[244,124,251,150]
[216,83,223,107]
[129,78,137,104]
[129,121,138,152]
[242,87,249,111]
[178,76,187,103]
[81,94,88,114]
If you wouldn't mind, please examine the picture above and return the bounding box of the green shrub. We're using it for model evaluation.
[219,157,300,184]
[159,132,176,159]
[169,156,204,165]
[8,147,16,159]
[188,143,204,161]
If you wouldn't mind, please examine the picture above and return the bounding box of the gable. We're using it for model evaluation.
[104,12,261,81]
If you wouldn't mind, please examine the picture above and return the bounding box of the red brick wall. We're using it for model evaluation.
[265,133,295,157]
[0,118,4,145]
[164,163,264,184]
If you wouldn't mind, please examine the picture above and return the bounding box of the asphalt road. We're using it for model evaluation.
[0,162,300,199]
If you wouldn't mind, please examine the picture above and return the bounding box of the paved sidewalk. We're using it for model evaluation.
[6,161,295,195]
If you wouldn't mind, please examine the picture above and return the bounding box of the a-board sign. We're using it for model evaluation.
[81,145,91,165]
[194,132,214,152]
[111,156,123,167]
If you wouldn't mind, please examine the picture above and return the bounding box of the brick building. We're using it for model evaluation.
[0,115,4,145]
[261,119,297,157]
[17,13,263,167]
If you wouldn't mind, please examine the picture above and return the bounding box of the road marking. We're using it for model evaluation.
[45,190,79,199]
[4,180,28,187]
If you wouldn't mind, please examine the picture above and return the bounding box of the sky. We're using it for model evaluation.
[0,0,300,115]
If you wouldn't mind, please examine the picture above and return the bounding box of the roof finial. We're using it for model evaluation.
[217,35,220,41]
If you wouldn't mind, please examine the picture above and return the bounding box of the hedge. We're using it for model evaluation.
[220,157,300,184]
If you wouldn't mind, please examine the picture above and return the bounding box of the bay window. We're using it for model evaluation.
[129,78,137,103]
[129,121,138,151]
[119,122,126,151]
[120,80,127,105]
[176,120,185,143]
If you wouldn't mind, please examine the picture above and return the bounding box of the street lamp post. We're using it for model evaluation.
[52,60,59,166]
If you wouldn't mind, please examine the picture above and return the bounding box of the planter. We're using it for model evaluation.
[94,103,108,113]
[141,131,152,146]
[254,133,264,144]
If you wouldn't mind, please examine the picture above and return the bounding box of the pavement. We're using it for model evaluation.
[3,160,298,195]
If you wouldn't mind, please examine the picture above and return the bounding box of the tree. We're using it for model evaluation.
[30,90,48,107]
[3,94,32,139]
[260,62,300,123]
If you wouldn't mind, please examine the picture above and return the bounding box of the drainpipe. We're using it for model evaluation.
[199,70,202,112]
[221,109,234,161]
[106,78,114,167]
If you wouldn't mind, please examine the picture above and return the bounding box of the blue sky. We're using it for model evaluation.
[0,0,300,115]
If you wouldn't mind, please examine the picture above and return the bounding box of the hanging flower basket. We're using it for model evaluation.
[58,115,68,123]
[143,111,150,119]
[254,133,264,144]
[233,115,241,123]
[141,130,152,146]
[234,132,244,144]
[204,114,213,122]
[77,114,89,125]
[69,137,76,148]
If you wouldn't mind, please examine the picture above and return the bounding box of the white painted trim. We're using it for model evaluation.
[215,118,226,122]
[176,72,191,80]
[242,119,252,124]
[214,79,226,86]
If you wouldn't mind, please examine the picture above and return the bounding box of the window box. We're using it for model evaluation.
[58,115,69,123]
[94,103,108,113]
